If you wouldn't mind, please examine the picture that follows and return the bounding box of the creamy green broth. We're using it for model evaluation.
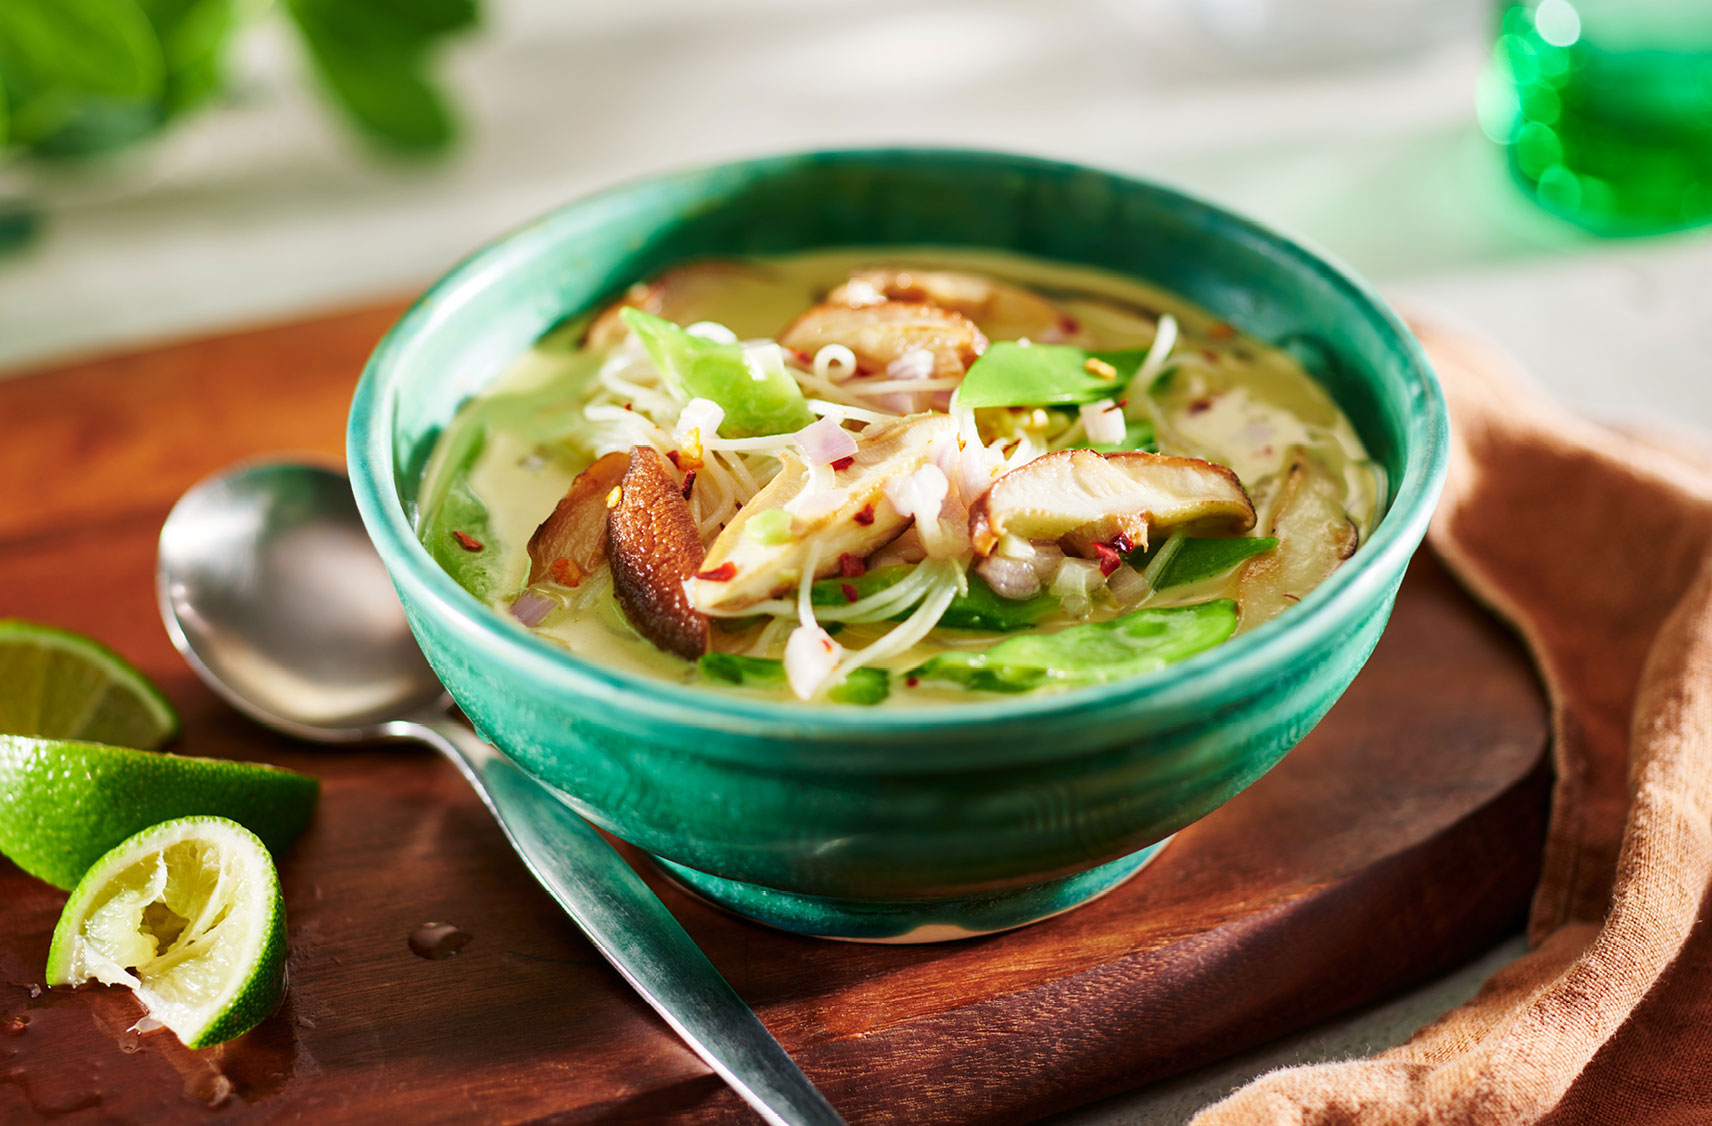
[418,248,1383,706]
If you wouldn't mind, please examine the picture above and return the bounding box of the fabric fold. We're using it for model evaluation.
[1192,318,1712,1125]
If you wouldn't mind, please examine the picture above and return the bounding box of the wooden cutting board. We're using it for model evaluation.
[0,305,1549,1125]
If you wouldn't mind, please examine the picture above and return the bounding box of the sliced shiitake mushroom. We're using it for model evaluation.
[685,413,957,613]
[968,449,1255,557]
[1237,449,1359,624]
[828,268,1093,346]
[526,451,631,587]
[584,261,776,351]
[607,446,709,660]
[778,301,987,381]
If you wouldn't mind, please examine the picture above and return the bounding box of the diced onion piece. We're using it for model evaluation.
[794,417,859,465]
[976,555,1042,601]
[1105,564,1150,606]
[1052,556,1104,618]
[883,464,949,524]
[1080,398,1127,446]
[994,533,1035,560]
[784,624,843,700]
[509,589,556,627]
[677,398,725,441]
[887,348,938,381]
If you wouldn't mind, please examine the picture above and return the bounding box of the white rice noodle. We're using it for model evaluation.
[805,398,897,425]
[831,560,961,681]
[813,344,859,382]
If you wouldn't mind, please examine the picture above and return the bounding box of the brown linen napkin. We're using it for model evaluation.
[1192,318,1712,1125]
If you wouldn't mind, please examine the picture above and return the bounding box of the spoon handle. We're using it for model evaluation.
[401,714,846,1126]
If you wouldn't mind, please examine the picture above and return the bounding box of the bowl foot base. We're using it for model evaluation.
[651,837,1173,943]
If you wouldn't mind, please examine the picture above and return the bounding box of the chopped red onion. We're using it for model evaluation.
[510,589,555,627]
[794,417,859,465]
[977,555,1043,600]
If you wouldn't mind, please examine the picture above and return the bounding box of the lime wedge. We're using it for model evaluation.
[0,736,318,890]
[0,620,178,748]
[46,816,287,1049]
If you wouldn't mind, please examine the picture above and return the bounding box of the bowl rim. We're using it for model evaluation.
[348,146,1448,742]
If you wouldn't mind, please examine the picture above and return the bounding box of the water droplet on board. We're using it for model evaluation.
[408,922,473,960]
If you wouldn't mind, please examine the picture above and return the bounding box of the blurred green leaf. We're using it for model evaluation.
[137,0,237,116]
[285,0,475,152]
[0,0,164,146]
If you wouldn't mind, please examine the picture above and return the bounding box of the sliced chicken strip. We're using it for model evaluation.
[685,413,957,612]
[830,267,1094,346]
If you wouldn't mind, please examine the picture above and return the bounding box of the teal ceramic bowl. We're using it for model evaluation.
[349,149,1447,942]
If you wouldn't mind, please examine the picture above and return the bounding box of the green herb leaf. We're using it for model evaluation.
[0,0,164,148]
[419,424,505,602]
[811,566,1056,632]
[956,342,1150,410]
[697,653,890,706]
[1135,537,1277,589]
[622,309,815,439]
[285,0,476,152]
[908,600,1236,694]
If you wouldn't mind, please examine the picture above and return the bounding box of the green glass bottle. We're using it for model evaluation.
[1485,0,1712,234]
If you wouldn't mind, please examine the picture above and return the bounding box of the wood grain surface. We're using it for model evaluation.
[0,308,1550,1124]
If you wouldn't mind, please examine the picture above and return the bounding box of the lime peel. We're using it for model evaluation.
[47,816,287,1050]
[0,619,179,748]
[0,735,318,891]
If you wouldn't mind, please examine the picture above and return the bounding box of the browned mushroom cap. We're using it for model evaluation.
[607,446,709,660]
[829,268,1094,346]
[526,451,631,587]
[1237,449,1359,624]
[584,262,776,351]
[685,413,956,613]
[969,449,1256,557]
[778,301,987,380]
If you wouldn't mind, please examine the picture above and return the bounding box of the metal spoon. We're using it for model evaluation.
[156,460,843,1126]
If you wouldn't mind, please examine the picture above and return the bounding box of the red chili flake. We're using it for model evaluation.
[905,675,920,688]
[451,530,484,552]
[830,456,855,472]
[694,563,736,582]
[853,503,876,526]
[1201,349,1219,364]
[1188,396,1215,415]
[840,582,860,603]
[1113,398,1129,410]
[550,557,584,587]
[1059,314,1081,333]
[1112,532,1135,554]
[666,450,682,469]
[1259,445,1274,457]
[623,402,634,411]
[1091,542,1122,576]
[1283,593,1301,603]
[790,348,813,365]
[1208,321,1235,340]
[838,553,866,578]
[680,470,697,500]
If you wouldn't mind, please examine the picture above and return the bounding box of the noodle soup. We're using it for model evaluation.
[418,249,1383,706]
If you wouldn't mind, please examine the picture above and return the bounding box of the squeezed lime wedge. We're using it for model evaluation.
[46,816,287,1049]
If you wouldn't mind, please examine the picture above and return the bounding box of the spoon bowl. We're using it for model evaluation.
[157,461,444,740]
[156,459,843,1126]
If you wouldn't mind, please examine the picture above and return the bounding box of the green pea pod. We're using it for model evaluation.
[812,566,1057,632]
[956,342,1150,409]
[908,599,1237,694]
[621,308,814,438]
[697,653,889,705]
[1138,537,1278,589]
